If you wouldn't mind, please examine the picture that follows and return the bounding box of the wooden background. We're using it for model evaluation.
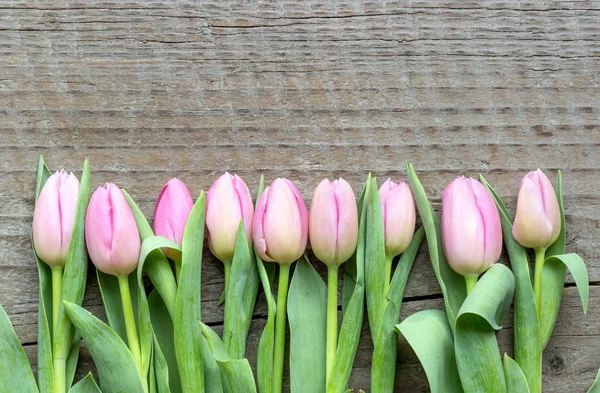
[1,1,599,392]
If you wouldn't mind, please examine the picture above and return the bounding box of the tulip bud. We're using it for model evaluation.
[85,183,141,276]
[441,177,502,277]
[309,178,358,266]
[512,169,561,249]
[206,173,254,263]
[153,178,194,260]
[32,170,80,267]
[379,179,416,257]
[253,178,308,264]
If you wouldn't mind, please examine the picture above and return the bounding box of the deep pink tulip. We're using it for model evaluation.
[154,178,194,260]
[441,177,502,277]
[309,178,358,266]
[85,183,141,276]
[379,179,416,257]
[32,170,80,267]
[206,173,254,263]
[253,178,308,264]
[512,169,561,249]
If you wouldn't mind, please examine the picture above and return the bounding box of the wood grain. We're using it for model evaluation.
[0,1,598,391]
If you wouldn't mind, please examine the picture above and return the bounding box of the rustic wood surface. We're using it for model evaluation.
[1,1,599,392]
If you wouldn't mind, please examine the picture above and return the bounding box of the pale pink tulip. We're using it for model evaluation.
[33,170,80,267]
[379,179,416,257]
[441,177,502,277]
[154,178,194,260]
[512,169,561,249]
[206,173,254,263]
[86,183,141,276]
[309,178,358,265]
[253,178,308,264]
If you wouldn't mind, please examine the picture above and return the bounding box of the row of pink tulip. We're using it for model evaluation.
[33,169,559,285]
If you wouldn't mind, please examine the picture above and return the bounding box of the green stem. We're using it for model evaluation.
[273,264,291,393]
[53,355,66,393]
[51,266,63,338]
[533,247,547,319]
[118,274,143,374]
[224,261,232,296]
[383,255,394,307]
[326,264,339,381]
[465,274,478,295]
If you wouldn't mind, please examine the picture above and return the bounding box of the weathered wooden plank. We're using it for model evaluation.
[0,0,598,391]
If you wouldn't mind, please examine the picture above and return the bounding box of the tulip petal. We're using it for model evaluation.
[309,179,338,264]
[470,179,502,270]
[441,178,485,276]
[58,172,80,262]
[253,187,275,262]
[263,179,304,264]
[512,174,554,249]
[206,173,243,263]
[535,170,562,244]
[233,174,254,243]
[108,185,141,276]
[334,179,358,264]
[33,172,63,266]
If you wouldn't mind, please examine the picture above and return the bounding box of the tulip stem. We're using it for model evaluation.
[465,275,478,295]
[326,264,339,382]
[273,264,291,393]
[534,247,547,318]
[51,266,63,337]
[118,274,143,374]
[383,255,394,307]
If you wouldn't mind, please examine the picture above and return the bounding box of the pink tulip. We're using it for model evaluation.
[309,178,358,266]
[153,178,194,260]
[253,178,308,264]
[379,179,416,257]
[85,183,141,276]
[512,169,561,249]
[206,173,254,263]
[441,177,502,277]
[32,170,80,267]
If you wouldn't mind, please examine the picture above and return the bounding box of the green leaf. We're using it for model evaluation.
[69,373,102,393]
[326,175,367,393]
[201,324,257,393]
[587,369,600,393]
[54,158,91,387]
[543,253,589,315]
[364,177,387,341]
[63,302,145,393]
[223,223,260,359]
[503,355,530,393]
[175,192,206,393]
[395,310,462,393]
[34,155,54,393]
[371,227,424,393]
[539,171,568,349]
[342,176,368,316]
[454,263,515,393]
[288,256,327,393]
[202,337,224,393]
[0,304,38,392]
[137,236,183,390]
[480,175,541,393]
[406,161,466,331]
[153,334,171,393]
[149,290,181,393]
[123,190,178,319]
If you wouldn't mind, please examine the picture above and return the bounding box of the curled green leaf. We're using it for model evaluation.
[395,310,462,393]
[454,263,515,393]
